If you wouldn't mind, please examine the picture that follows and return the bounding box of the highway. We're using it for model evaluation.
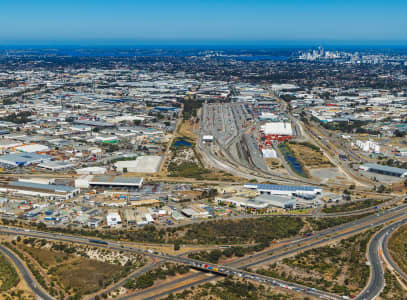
[115,204,407,299]
[357,217,407,300]
[0,244,53,300]
[119,204,407,300]
[88,259,166,300]
[1,203,407,300]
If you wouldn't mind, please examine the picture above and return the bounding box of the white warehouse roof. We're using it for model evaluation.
[261,122,293,136]
[76,167,107,175]
[16,144,49,153]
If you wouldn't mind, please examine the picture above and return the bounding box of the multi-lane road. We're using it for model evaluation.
[0,244,53,300]
[119,205,407,300]
[357,217,407,300]
[2,202,407,299]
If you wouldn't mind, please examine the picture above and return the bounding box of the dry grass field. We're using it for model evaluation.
[289,142,333,169]
[13,239,146,299]
[388,224,407,275]
[255,230,374,297]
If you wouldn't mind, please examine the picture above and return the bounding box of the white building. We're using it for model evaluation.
[38,161,75,171]
[260,122,293,136]
[15,144,49,153]
[106,212,122,226]
[0,140,22,153]
[202,135,214,142]
[69,125,92,132]
[354,140,381,153]
[76,167,107,175]
[262,149,277,158]
[244,183,322,197]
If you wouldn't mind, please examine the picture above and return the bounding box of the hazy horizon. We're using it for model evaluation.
[1,0,406,44]
[1,39,407,49]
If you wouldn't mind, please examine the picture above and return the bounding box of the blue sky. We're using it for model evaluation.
[1,0,406,45]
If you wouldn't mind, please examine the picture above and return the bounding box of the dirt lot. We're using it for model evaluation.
[265,158,284,169]
[178,120,198,140]
[310,167,350,184]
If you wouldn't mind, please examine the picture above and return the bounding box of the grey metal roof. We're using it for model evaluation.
[361,163,407,175]
[8,181,77,193]
[73,120,114,127]
[91,176,143,185]
[255,194,295,203]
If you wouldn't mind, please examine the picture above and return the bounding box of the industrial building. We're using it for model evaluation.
[217,194,296,211]
[73,119,114,128]
[359,163,407,178]
[106,211,122,226]
[202,135,214,143]
[181,206,210,219]
[244,183,322,196]
[88,218,103,228]
[260,122,293,136]
[75,175,144,190]
[216,197,269,211]
[15,144,49,153]
[262,148,277,158]
[76,167,107,175]
[254,194,296,209]
[0,139,22,153]
[0,181,80,200]
[38,161,75,171]
[0,153,52,167]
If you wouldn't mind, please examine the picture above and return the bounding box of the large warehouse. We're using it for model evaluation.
[0,153,52,167]
[359,163,407,178]
[254,194,296,209]
[244,183,322,196]
[216,197,269,211]
[216,195,296,211]
[0,181,80,200]
[75,175,144,190]
[260,122,293,136]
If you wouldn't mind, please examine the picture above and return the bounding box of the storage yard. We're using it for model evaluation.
[198,100,315,184]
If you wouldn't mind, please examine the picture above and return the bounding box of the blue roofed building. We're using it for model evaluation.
[0,153,52,167]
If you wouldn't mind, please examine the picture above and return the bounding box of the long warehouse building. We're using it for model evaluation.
[0,181,80,200]
[359,163,407,178]
[260,122,293,136]
[244,183,322,196]
[75,175,144,190]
